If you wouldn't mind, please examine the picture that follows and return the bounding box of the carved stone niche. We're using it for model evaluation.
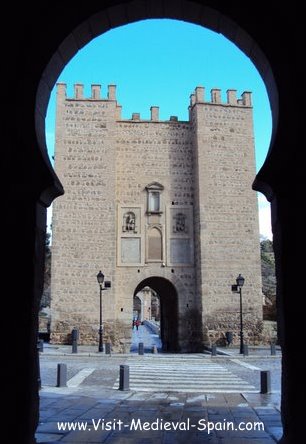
[122,211,137,233]
[173,212,188,234]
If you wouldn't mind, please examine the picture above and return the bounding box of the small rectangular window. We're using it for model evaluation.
[148,191,160,213]
[145,182,163,214]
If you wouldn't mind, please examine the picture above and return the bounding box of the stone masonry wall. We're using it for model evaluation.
[191,87,262,345]
[51,83,263,350]
[51,84,118,344]
[114,119,197,351]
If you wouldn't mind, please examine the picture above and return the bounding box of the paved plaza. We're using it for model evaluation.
[37,326,282,443]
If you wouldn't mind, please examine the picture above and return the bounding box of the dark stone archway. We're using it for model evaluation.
[5,2,304,443]
[134,277,179,352]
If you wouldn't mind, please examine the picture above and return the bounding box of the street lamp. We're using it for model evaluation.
[231,274,245,354]
[96,270,111,352]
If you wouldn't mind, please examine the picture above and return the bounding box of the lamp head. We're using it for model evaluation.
[97,270,104,285]
[236,274,245,287]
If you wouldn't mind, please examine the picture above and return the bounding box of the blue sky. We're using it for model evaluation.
[46,19,272,239]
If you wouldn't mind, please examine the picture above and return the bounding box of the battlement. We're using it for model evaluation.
[56,82,118,101]
[56,83,252,125]
[189,86,252,107]
[56,83,184,123]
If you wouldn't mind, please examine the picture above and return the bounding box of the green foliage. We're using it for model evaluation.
[261,251,274,267]
[261,239,275,292]
[45,232,51,257]
[260,239,273,253]
[260,239,276,320]
[40,231,52,309]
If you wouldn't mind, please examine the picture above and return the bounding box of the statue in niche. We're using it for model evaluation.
[123,211,137,233]
[173,213,187,233]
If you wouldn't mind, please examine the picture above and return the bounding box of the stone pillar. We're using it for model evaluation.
[150,106,159,121]
[91,84,101,99]
[227,89,237,105]
[108,84,116,100]
[74,83,84,99]
[211,88,221,103]
[132,112,140,120]
[195,86,204,103]
[242,91,252,106]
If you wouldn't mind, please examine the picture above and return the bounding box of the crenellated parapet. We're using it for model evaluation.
[56,83,252,126]
[189,86,252,107]
[56,82,117,101]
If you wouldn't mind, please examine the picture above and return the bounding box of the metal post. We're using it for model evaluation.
[38,339,44,352]
[105,342,111,355]
[57,363,67,387]
[211,345,217,356]
[152,345,158,354]
[37,339,42,390]
[138,342,144,355]
[72,328,78,354]
[243,344,249,356]
[37,353,41,390]
[119,365,129,391]
[98,285,103,352]
[260,370,271,394]
[239,287,244,354]
[271,343,276,355]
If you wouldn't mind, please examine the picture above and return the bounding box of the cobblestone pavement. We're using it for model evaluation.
[37,347,282,443]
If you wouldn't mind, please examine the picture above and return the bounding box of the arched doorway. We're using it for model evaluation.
[134,277,179,352]
[133,286,159,322]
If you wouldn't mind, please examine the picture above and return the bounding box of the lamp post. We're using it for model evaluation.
[231,274,245,354]
[96,270,111,352]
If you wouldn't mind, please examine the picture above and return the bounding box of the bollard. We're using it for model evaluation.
[152,345,158,354]
[37,340,42,390]
[260,370,271,394]
[72,341,77,354]
[38,339,44,353]
[138,342,144,355]
[37,353,41,390]
[57,363,67,387]
[225,331,233,347]
[270,343,276,355]
[243,344,249,356]
[71,328,78,354]
[105,342,111,355]
[211,345,217,356]
[119,365,129,391]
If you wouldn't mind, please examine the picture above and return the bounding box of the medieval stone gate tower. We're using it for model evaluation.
[50,83,262,352]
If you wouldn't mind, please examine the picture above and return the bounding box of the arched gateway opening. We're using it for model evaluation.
[134,277,179,352]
